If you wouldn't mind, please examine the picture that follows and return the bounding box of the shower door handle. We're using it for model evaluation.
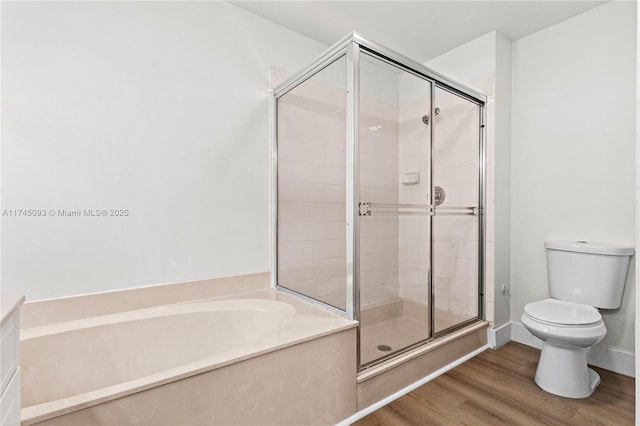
[358,202,434,216]
[433,206,479,216]
[358,201,477,217]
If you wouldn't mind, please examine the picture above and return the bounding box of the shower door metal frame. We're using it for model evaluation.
[271,32,487,371]
[271,40,354,319]
[431,83,487,341]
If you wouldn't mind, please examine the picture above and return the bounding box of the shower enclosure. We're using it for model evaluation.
[272,33,485,370]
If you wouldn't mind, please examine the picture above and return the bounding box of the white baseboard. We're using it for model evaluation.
[487,322,511,348]
[510,320,543,349]
[586,344,635,378]
[510,321,635,378]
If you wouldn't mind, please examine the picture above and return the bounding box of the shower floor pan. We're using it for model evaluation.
[359,298,474,365]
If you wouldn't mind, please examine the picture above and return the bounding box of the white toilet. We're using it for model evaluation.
[521,240,634,399]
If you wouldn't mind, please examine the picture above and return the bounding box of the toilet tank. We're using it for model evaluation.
[545,240,634,309]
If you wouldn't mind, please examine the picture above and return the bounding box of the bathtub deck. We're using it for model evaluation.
[20,289,358,425]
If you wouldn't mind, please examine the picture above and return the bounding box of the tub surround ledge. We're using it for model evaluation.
[20,272,270,329]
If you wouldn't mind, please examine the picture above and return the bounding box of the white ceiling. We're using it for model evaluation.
[229,1,607,63]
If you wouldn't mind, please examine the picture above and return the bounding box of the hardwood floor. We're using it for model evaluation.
[354,342,635,425]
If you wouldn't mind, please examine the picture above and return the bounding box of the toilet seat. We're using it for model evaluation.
[524,298,602,327]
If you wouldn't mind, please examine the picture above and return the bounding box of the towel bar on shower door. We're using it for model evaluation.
[358,202,478,216]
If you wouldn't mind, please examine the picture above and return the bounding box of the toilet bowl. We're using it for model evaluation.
[521,298,606,398]
[522,298,606,347]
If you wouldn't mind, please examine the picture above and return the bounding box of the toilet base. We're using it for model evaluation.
[534,342,600,399]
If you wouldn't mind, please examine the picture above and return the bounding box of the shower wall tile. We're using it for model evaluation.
[358,89,401,307]
[397,96,430,309]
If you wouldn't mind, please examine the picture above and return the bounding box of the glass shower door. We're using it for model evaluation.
[358,53,433,365]
[276,56,348,312]
[273,34,486,373]
[431,86,482,334]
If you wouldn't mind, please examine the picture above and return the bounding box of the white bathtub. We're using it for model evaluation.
[21,298,298,424]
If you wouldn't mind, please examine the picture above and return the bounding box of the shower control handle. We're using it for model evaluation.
[434,186,446,206]
[358,202,371,216]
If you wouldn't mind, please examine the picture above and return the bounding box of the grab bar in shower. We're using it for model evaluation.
[358,202,478,217]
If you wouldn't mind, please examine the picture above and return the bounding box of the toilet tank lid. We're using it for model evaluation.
[545,240,634,256]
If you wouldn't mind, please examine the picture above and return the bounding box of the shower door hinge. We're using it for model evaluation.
[358,202,371,216]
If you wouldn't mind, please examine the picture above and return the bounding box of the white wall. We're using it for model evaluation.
[1,2,327,300]
[511,1,636,352]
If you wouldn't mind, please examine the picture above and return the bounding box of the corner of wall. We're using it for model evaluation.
[492,31,512,328]
[487,321,511,348]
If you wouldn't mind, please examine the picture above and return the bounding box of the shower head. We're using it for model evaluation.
[421,107,441,125]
